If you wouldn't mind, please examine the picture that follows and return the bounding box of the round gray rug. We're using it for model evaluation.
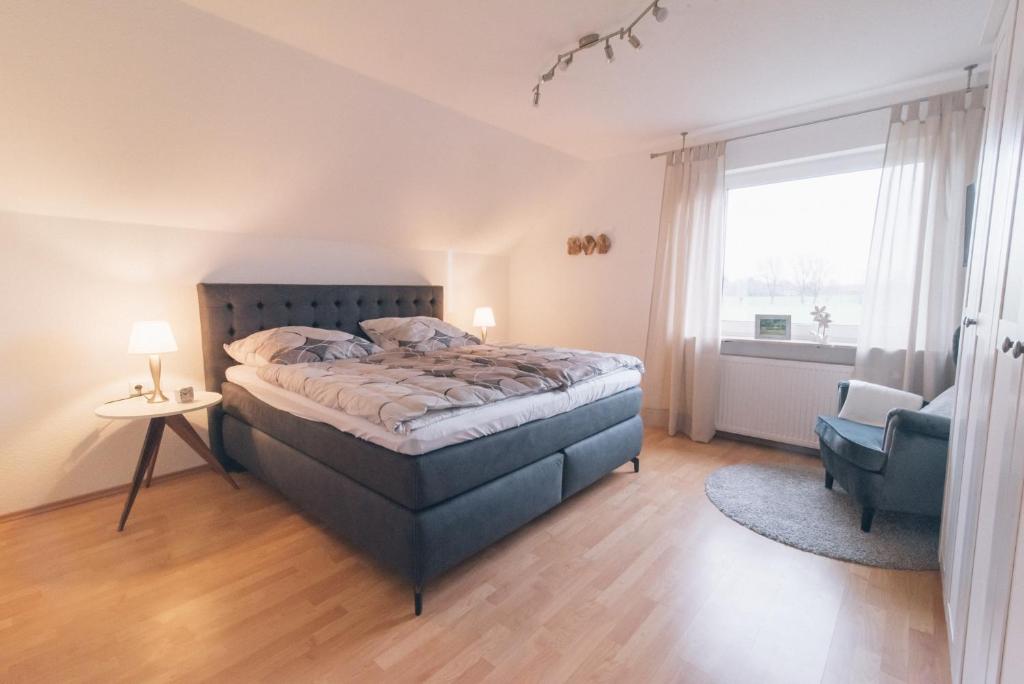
[705,463,939,570]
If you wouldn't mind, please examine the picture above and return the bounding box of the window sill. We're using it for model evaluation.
[720,338,856,366]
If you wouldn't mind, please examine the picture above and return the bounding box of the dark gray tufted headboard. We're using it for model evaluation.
[196,283,443,459]
[197,283,443,392]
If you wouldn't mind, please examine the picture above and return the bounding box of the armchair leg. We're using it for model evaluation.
[825,472,834,490]
[860,507,875,533]
[414,586,423,616]
[631,457,640,473]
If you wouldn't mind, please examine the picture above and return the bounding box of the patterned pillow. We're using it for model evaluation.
[224,326,382,366]
[359,316,481,352]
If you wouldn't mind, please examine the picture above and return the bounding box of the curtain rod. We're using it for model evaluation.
[649,79,986,160]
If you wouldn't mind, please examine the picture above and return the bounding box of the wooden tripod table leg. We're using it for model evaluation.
[119,417,165,531]
[165,414,239,490]
[144,444,158,488]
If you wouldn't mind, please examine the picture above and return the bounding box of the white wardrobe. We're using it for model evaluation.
[941,0,1024,681]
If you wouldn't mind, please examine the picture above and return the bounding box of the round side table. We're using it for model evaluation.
[95,391,238,530]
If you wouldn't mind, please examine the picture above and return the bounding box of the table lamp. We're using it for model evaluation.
[472,306,496,343]
[128,320,178,403]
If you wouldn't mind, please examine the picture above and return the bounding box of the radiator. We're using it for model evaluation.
[716,355,852,448]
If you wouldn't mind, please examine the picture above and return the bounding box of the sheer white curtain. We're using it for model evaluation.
[644,142,727,441]
[855,92,985,399]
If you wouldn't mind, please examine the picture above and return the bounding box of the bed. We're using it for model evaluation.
[197,283,643,614]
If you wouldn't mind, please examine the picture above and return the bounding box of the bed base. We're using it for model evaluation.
[221,413,642,615]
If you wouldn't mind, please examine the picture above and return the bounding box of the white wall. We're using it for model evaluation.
[0,211,509,516]
[508,154,665,358]
[724,109,890,172]
[446,252,510,341]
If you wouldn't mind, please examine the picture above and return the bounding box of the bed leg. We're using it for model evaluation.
[631,457,640,473]
[414,586,423,616]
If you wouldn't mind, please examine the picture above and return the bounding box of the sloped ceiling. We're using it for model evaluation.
[0,0,577,253]
[182,0,995,159]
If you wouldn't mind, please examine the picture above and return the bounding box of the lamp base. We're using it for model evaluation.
[147,390,169,404]
[146,354,169,403]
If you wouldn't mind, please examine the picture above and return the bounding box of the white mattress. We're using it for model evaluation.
[225,364,642,455]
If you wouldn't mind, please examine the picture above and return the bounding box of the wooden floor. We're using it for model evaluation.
[0,432,950,683]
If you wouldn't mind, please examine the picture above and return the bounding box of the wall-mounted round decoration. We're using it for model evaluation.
[567,236,582,255]
[596,234,611,254]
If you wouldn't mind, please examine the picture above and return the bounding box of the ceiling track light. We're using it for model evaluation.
[531,0,669,107]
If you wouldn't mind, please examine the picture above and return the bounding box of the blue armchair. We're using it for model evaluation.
[814,381,953,532]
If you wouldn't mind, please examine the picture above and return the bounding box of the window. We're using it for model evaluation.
[721,166,881,345]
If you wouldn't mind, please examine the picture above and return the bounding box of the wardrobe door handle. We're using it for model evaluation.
[963,316,978,327]
[1003,337,1015,353]
[1014,341,1024,359]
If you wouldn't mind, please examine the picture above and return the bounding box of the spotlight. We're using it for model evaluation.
[532,0,670,101]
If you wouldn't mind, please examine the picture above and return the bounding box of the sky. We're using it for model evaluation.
[723,168,881,287]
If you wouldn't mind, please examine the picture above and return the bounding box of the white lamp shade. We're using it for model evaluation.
[473,306,496,328]
[128,320,178,355]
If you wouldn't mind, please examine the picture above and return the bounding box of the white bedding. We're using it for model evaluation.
[226,364,642,455]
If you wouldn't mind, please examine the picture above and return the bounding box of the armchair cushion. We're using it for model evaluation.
[814,416,887,473]
[920,386,956,418]
[837,380,924,427]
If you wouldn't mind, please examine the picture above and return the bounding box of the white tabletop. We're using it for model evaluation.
[95,391,222,420]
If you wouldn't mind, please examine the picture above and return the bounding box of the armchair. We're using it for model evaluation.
[814,381,953,532]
